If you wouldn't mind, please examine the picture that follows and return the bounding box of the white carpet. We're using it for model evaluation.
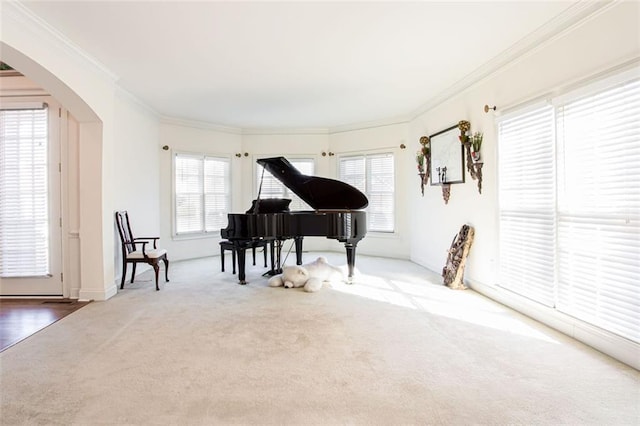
[1,252,638,425]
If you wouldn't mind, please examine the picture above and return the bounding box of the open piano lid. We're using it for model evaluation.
[257,157,369,210]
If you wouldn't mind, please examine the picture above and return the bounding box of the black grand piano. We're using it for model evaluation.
[220,156,368,284]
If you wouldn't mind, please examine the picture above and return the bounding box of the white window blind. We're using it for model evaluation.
[0,105,50,277]
[204,157,231,231]
[498,105,556,306]
[498,70,640,344]
[257,158,314,211]
[556,78,640,343]
[339,153,395,233]
[174,153,230,235]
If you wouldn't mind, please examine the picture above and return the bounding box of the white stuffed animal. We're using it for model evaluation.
[268,256,344,292]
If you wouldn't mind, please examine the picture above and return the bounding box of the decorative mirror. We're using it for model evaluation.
[429,124,465,185]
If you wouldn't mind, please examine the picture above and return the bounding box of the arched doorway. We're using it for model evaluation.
[0,41,109,300]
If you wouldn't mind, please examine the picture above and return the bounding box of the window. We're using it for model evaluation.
[339,153,394,232]
[256,158,314,211]
[498,105,556,306]
[174,153,230,235]
[0,104,50,276]
[498,70,640,343]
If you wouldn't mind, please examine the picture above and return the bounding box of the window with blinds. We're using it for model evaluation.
[257,158,314,211]
[339,153,394,233]
[0,105,50,277]
[555,78,640,343]
[174,153,230,235]
[498,105,556,306]
[498,70,640,343]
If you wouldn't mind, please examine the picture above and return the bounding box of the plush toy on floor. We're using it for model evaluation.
[268,256,344,292]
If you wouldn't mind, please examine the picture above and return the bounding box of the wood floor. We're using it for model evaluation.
[0,299,89,352]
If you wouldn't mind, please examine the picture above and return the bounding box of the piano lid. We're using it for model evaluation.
[257,157,368,210]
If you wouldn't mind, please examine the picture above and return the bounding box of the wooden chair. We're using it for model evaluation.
[115,211,169,291]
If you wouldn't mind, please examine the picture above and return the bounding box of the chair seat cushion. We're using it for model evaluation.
[127,248,167,259]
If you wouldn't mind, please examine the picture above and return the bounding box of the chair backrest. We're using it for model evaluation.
[115,211,135,254]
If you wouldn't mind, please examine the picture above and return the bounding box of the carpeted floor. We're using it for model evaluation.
[1,252,638,425]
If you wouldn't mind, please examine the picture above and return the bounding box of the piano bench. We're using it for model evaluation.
[219,240,268,274]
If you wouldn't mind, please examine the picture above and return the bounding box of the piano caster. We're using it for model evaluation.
[239,280,247,285]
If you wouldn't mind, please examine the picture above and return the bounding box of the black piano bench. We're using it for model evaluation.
[219,240,268,274]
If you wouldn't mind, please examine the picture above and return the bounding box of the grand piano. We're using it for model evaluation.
[220,156,368,284]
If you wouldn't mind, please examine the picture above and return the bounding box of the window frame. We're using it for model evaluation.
[172,151,232,238]
[0,102,51,277]
[338,151,396,234]
[497,66,640,344]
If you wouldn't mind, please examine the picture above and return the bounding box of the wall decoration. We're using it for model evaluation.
[416,136,431,196]
[430,124,465,186]
[428,124,465,203]
[442,224,475,290]
[459,123,484,194]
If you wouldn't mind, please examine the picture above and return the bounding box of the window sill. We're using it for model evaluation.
[367,231,398,239]
[172,232,219,241]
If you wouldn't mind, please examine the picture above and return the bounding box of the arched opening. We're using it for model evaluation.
[1,42,113,300]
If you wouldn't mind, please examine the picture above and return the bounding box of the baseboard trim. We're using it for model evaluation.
[469,280,639,371]
[78,283,117,302]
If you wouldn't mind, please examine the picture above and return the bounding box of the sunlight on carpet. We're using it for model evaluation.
[334,272,559,344]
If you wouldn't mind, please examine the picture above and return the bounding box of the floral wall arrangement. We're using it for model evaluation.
[416,135,431,195]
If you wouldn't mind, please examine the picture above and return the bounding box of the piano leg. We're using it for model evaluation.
[345,243,357,283]
[236,245,247,285]
[262,239,282,277]
[269,240,275,272]
[294,237,304,265]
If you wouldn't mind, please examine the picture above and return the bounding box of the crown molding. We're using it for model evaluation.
[328,115,410,135]
[3,1,118,84]
[115,85,160,118]
[160,115,243,134]
[409,0,617,120]
[241,126,329,136]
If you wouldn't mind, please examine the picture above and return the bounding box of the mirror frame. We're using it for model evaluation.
[429,124,465,185]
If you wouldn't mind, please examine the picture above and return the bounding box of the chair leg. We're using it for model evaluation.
[121,260,128,289]
[163,256,169,282]
[130,263,137,283]
[152,262,160,291]
[221,246,226,272]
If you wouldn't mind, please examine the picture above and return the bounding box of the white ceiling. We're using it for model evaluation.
[18,1,581,130]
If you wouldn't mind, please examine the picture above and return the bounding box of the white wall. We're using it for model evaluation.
[112,90,162,281]
[1,2,164,300]
[158,121,242,261]
[409,1,639,288]
[407,2,639,367]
